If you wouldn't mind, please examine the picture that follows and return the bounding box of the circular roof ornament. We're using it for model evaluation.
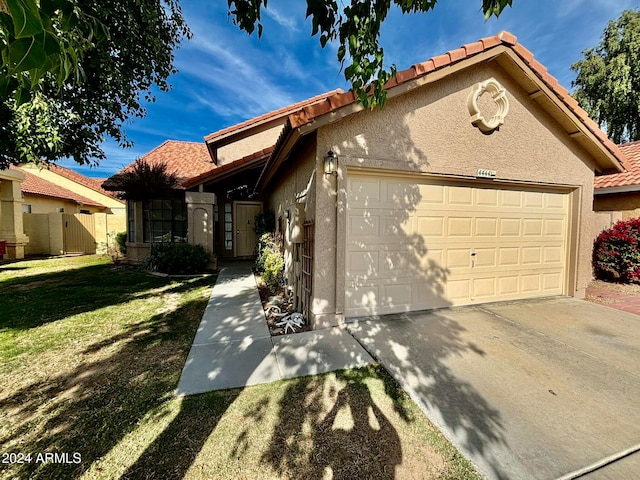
[467,78,509,134]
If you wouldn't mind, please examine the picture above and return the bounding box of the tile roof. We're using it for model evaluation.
[106,140,214,189]
[281,31,627,171]
[595,141,640,190]
[19,168,107,207]
[182,147,273,188]
[46,163,123,201]
[204,89,344,142]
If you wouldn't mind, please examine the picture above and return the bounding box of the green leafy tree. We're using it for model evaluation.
[228,0,514,108]
[572,10,640,144]
[0,0,189,168]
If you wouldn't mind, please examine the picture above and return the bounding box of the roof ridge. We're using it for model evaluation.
[204,88,344,142]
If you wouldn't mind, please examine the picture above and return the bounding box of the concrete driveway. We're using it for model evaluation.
[347,297,640,480]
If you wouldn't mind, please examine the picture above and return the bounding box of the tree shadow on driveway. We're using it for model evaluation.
[348,309,509,480]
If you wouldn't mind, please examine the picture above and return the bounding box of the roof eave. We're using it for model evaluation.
[594,184,640,195]
[273,46,626,177]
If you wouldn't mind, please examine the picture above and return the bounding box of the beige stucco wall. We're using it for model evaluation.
[0,170,29,258]
[20,164,125,215]
[217,125,283,166]
[266,136,317,295]
[310,60,599,326]
[594,192,640,220]
[23,194,104,215]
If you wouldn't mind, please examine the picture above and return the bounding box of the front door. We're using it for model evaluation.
[234,202,262,257]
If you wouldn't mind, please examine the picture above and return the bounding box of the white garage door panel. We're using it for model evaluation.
[345,175,569,317]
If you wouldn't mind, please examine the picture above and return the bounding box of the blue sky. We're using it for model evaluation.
[61,0,640,178]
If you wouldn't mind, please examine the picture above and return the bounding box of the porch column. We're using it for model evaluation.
[0,169,29,259]
[186,191,217,269]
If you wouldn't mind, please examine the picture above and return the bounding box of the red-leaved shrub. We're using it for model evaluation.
[593,218,640,283]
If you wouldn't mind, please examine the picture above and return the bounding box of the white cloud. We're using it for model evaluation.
[264,6,299,31]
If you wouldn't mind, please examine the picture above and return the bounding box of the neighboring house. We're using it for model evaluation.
[19,163,125,215]
[0,168,29,259]
[106,31,628,329]
[15,165,126,256]
[594,141,640,220]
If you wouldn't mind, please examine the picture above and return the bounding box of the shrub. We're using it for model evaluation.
[593,218,640,283]
[253,210,275,236]
[143,242,210,275]
[115,231,127,254]
[255,233,284,291]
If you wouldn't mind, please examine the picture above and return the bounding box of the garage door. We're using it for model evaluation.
[345,173,569,317]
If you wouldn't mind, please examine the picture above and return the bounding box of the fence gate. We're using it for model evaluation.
[63,213,96,254]
[301,221,314,321]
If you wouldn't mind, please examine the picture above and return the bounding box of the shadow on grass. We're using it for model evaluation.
[120,390,242,480]
[0,272,227,480]
[228,367,406,479]
[0,262,211,331]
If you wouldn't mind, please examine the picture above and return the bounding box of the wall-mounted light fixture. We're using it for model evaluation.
[323,150,337,175]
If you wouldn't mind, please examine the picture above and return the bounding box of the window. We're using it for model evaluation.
[127,200,136,243]
[224,203,232,250]
[79,209,90,214]
[22,204,32,213]
[57,207,64,213]
[214,203,220,244]
[143,198,187,243]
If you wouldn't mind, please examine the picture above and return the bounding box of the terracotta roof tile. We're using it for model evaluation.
[18,168,107,208]
[432,53,451,68]
[281,31,627,171]
[204,89,343,142]
[46,164,122,201]
[182,147,273,188]
[414,59,436,76]
[595,141,640,189]
[498,31,518,45]
[512,43,534,64]
[447,47,467,63]
[480,35,501,49]
[105,140,214,190]
[464,41,484,56]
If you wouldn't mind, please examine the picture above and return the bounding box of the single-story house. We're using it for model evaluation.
[0,167,29,259]
[19,163,125,216]
[107,31,628,329]
[594,141,640,220]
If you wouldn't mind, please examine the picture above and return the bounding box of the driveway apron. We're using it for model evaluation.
[347,297,640,480]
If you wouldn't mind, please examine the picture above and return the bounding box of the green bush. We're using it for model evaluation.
[255,233,284,291]
[593,218,640,283]
[115,231,127,254]
[253,210,275,236]
[143,242,210,275]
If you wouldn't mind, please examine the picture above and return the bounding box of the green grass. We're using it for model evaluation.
[0,255,480,480]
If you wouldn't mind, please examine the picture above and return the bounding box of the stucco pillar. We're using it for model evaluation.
[0,170,29,259]
[186,191,217,269]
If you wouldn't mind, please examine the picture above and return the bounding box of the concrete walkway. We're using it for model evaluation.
[176,265,374,395]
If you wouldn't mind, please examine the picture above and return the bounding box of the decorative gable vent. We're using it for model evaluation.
[467,78,509,134]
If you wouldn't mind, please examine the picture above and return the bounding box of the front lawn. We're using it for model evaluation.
[0,255,480,479]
